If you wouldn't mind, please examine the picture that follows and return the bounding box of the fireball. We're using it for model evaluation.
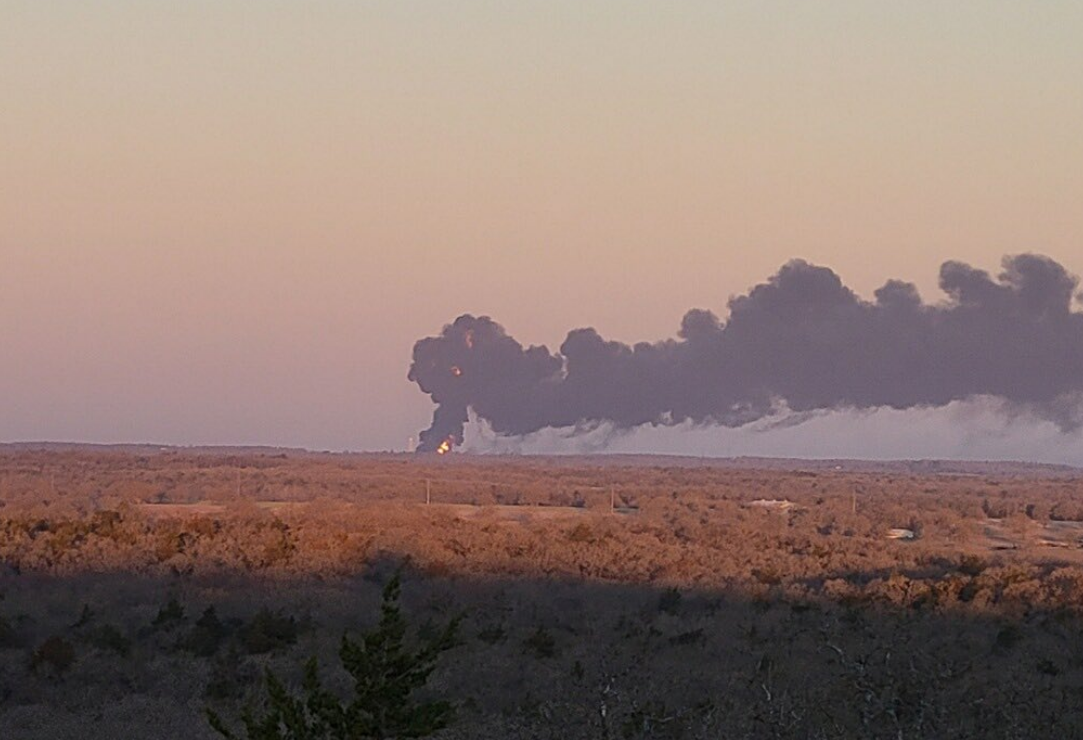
[436,439,453,455]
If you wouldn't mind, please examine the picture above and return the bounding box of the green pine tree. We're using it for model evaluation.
[208,573,460,740]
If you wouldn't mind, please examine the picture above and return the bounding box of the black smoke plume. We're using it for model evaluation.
[409,254,1083,452]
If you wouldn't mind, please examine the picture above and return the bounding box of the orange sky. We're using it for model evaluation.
[2,2,1082,457]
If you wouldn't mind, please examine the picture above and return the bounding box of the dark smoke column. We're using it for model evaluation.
[409,255,1083,451]
[408,315,563,452]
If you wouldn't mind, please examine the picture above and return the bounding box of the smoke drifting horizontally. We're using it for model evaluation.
[409,255,1083,452]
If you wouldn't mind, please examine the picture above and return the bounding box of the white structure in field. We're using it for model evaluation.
[746,499,796,512]
[886,528,916,540]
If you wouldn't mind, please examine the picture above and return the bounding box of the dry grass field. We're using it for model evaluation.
[3,447,1083,738]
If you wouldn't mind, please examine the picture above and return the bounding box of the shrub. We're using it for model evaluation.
[72,604,94,628]
[657,587,682,615]
[669,628,704,647]
[239,609,301,655]
[982,499,1013,519]
[958,555,988,577]
[752,567,782,586]
[477,624,506,645]
[523,627,556,659]
[566,523,594,543]
[85,624,131,656]
[1037,658,1060,676]
[206,648,258,701]
[0,613,21,649]
[153,597,187,630]
[207,572,460,740]
[1050,502,1083,522]
[995,624,1024,652]
[30,636,76,675]
[620,700,681,739]
[184,606,232,657]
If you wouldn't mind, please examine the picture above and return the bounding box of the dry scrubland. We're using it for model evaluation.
[3,448,1083,738]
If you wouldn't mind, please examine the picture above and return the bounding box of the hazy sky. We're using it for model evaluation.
[3,2,1083,460]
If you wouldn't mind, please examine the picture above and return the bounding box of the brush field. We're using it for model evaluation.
[2,448,1083,739]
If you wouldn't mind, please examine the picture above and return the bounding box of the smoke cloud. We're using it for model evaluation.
[408,254,1083,452]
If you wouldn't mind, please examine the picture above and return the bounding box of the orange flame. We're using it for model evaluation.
[436,439,452,455]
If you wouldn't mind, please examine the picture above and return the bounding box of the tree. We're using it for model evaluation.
[208,573,460,740]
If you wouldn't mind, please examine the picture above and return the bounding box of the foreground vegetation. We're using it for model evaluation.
[207,573,460,740]
[2,449,1083,738]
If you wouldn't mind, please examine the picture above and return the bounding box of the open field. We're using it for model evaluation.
[3,448,1083,738]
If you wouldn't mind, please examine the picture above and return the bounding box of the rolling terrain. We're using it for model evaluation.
[2,448,1083,738]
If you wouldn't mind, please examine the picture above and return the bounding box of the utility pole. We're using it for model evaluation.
[426,478,431,506]
[610,487,615,515]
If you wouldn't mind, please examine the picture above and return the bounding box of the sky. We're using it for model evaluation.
[2,2,1083,461]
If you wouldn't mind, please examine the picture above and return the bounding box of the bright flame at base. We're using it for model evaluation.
[436,439,452,455]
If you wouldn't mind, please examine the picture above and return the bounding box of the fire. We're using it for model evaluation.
[450,365,462,377]
[436,439,453,455]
